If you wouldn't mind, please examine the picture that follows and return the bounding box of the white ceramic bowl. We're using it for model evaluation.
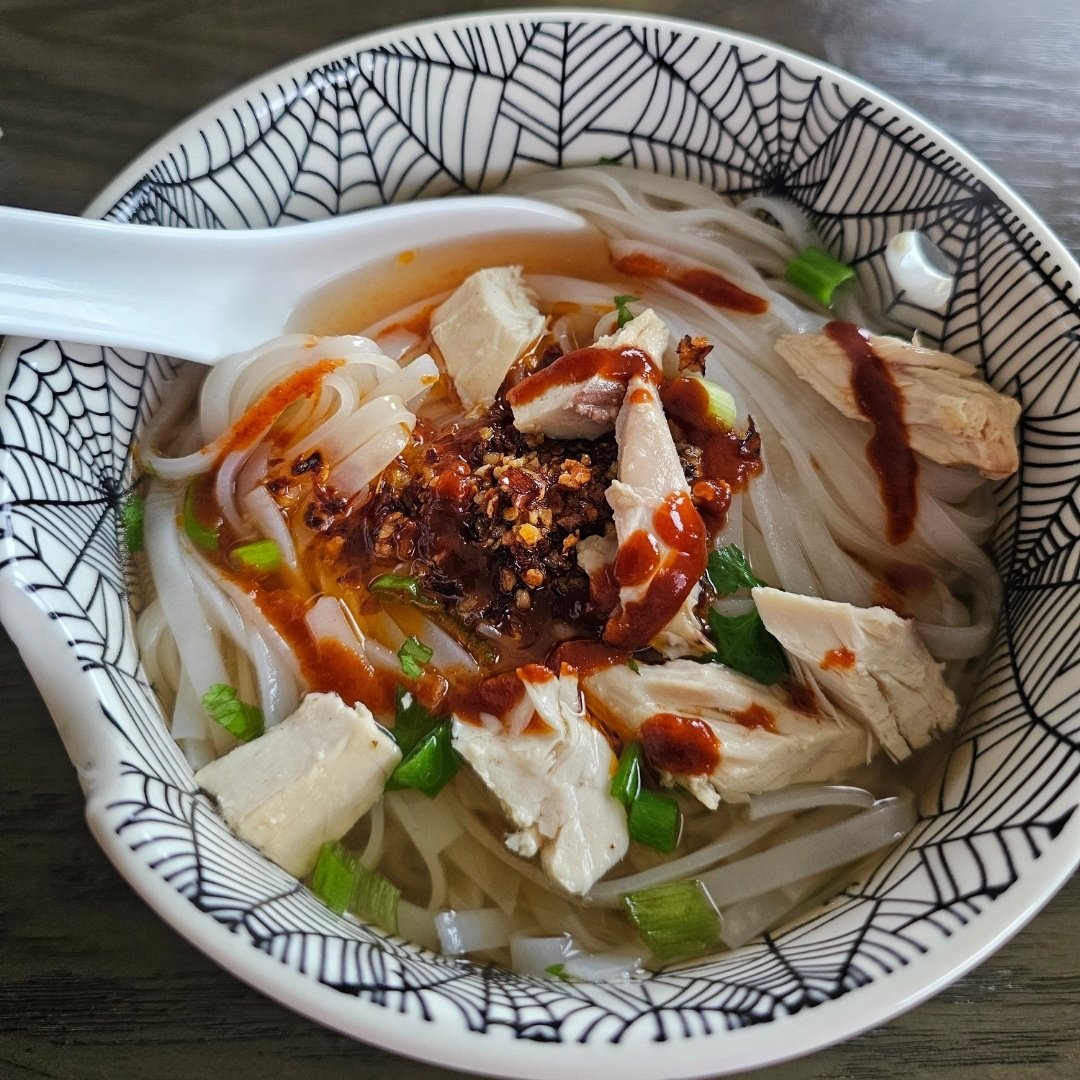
[1,11,1077,1078]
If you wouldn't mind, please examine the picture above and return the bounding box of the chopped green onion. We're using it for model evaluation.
[706,608,787,686]
[230,538,282,573]
[310,841,400,932]
[705,543,764,595]
[183,481,221,552]
[386,719,461,798]
[627,658,641,674]
[391,686,445,754]
[310,840,358,914]
[686,374,737,429]
[613,294,638,328]
[544,962,576,982]
[201,683,263,742]
[623,879,722,961]
[627,789,681,853]
[121,494,144,552]
[369,572,437,608]
[397,635,433,680]
[785,246,856,307]
[597,155,622,166]
[610,742,643,808]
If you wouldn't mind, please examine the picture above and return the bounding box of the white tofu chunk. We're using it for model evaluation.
[752,586,958,761]
[451,667,628,895]
[507,308,670,439]
[431,266,544,410]
[194,691,401,877]
[774,328,1021,479]
[583,659,868,807]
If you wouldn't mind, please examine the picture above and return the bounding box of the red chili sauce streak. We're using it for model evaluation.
[782,677,820,715]
[214,358,342,462]
[505,345,659,408]
[603,491,708,650]
[548,639,631,677]
[613,530,661,587]
[883,561,935,597]
[825,321,918,544]
[250,588,397,716]
[614,252,768,316]
[820,646,856,671]
[450,667,555,734]
[640,713,721,776]
[727,703,777,733]
[660,375,763,530]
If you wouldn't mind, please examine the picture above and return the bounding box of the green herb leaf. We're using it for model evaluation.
[627,658,641,674]
[705,544,765,595]
[369,572,437,608]
[610,742,643,808]
[391,686,444,754]
[386,719,461,798]
[310,841,399,932]
[706,608,787,685]
[201,683,264,742]
[230,538,282,573]
[121,494,145,552]
[597,155,622,166]
[183,480,221,552]
[627,789,681,853]
[613,294,639,328]
[397,635,433,680]
[784,246,856,308]
[623,879,722,961]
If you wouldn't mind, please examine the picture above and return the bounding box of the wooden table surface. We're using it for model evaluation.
[1,1,1078,1077]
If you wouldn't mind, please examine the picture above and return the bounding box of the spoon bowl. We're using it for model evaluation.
[0,197,591,363]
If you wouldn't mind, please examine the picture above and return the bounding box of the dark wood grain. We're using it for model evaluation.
[1,1,1078,1077]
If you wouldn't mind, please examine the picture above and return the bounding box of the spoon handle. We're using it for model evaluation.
[0,205,240,358]
[0,199,592,363]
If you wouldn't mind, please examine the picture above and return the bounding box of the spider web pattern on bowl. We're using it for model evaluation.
[1,18,1078,1041]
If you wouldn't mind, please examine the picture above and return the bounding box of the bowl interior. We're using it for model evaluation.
[1,12,1078,1079]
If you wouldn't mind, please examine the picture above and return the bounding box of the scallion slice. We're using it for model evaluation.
[201,683,263,742]
[627,789,681,853]
[369,572,437,608]
[610,742,643,808]
[784,246,856,307]
[230,538,282,573]
[121,494,145,552]
[310,841,400,932]
[183,480,221,552]
[387,719,461,798]
[397,635,433,680]
[686,374,737,429]
[391,686,445,753]
[623,879,722,961]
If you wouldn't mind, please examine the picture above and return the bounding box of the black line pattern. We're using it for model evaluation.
[1,14,1078,1056]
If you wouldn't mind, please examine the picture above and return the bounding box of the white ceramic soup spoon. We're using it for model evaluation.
[0,197,591,364]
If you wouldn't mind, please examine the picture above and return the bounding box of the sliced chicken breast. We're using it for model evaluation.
[752,585,958,761]
[507,308,671,439]
[774,325,1020,479]
[583,659,868,807]
[451,666,628,895]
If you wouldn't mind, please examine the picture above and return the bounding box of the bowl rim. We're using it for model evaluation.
[4,8,1079,1078]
